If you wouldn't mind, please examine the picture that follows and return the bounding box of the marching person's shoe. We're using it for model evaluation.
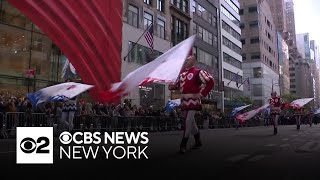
[180,137,188,154]
[273,128,277,135]
[297,125,300,130]
[192,132,202,149]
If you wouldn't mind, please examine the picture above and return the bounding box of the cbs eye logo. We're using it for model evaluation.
[59,132,72,144]
[20,137,50,154]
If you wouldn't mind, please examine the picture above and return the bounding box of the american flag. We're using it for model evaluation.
[144,24,154,54]
[244,77,250,90]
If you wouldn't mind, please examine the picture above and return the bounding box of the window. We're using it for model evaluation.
[242,54,246,61]
[253,67,263,78]
[193,23,197,34]
[192,1,196,12]
[224,0,239,13]
[290,79,295,82]
[223,69,242,83]
[290,85,296,88]
[223,36,241,55]
[248,6,257,13]
[223,53,242,69]
[222,21,241,41]
[182,0,188,13]
[171,0,187,12]
[197,48,213,66]
[157,0,164,12]
[250,37,259,44]
[239,9,244,15]
[128,41,162,64]
[171,16,188,45]
[196,25,213,45]
[251,53,260,60]
[213,36,218,45]
[128,5,138,28]
[144,0,151,5]
[198,26,203,39]
[240,23,244,29]
[249,20,259,28]
[197,4,205,17]
[194,2,216,25]
[241,39,245,45]
[144,12,153,30]
[157,19,165,39]
[221,5,240,27]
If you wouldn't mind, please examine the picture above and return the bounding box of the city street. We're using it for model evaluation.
[1,125,320,179]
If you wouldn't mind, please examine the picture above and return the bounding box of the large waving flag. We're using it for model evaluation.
[99,35,196,102]
[236,104,270,123]
[231,104,251,116]
[28,82,94,106]
[314,108,320,115]
[165,99,181,113]
[8,0,123,101]
[290,98,314,108]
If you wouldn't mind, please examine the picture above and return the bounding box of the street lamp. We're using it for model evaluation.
[271,80,281,96]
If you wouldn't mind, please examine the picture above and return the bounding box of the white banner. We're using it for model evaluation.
[100,35,196,101]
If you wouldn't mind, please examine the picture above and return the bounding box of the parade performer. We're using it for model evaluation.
[61,96,77,132]
[307,109,314,127]
[293,106,304,130]
[269,91,284,135]
[168,51,214,154]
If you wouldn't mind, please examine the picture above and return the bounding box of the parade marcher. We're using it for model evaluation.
[269,91,284,135]
[61,96,77,132]
[294,106,304,130]
[234,110,244,130]
[168,50,214,154]
[307,109,314,127]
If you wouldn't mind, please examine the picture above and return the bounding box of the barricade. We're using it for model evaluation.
[0,112,6,138]
[31,113,47,127]
[5,112,25,134]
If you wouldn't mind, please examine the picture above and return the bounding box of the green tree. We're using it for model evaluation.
[233,96,253,106]
[281,93,299,104]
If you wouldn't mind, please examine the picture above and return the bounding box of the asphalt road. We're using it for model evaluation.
[1,124,320,179]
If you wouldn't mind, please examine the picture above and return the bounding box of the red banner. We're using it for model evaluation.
[8,0,123,101]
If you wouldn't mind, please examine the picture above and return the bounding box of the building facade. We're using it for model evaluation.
[293,33,314,98]
[310,40,320,106]
[122,0,173,109]
[189,0,223,111]
[277,33,290,95]
[266,0,286,34]
[284,0,297,49]
[219,0,244,110]
[239,0,280,106]
[0,0,67,97]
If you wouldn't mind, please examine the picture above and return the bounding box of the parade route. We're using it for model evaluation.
[1,125,320,179]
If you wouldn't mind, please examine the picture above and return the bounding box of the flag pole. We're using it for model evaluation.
[237,77,249,89]
[123,23,153,61]
[227,72,239,85]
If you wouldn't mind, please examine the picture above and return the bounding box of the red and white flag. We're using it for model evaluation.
[25,69,35,78]
[99,35,196,102]
[236,104,269,123]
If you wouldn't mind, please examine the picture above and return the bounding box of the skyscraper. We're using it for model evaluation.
[239,0,280,106]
